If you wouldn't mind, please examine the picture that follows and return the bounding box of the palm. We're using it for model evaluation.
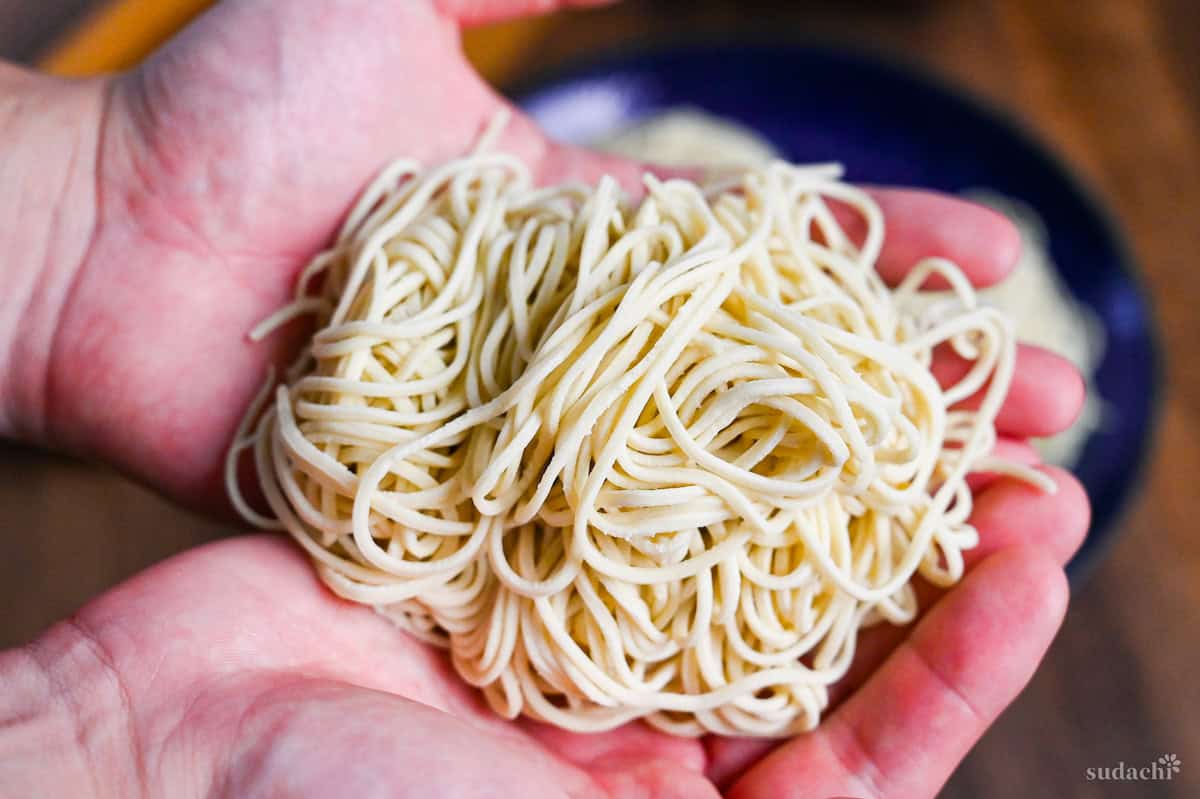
[35,1,1092,796]
[49,0,633,510]
[71,486,1086,799]
[74,535,713,798]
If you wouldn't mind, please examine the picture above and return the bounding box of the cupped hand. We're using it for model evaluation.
[39,0,639,511]
[20,534,718,798]
[19,473,1087,799]
[15,0,1092,797]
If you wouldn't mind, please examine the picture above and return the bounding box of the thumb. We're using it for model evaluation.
[436,0,616,26]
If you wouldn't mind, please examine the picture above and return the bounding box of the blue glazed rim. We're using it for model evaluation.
[507,40,1165,584]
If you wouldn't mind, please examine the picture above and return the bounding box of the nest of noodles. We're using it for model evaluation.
[229,151,1045,737]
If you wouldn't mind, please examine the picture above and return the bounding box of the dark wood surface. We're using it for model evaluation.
[2,1,1198,796]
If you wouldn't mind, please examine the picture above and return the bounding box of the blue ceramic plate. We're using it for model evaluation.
[512,43,1162,581]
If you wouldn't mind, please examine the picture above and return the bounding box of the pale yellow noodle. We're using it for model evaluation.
[228,143,1051,737]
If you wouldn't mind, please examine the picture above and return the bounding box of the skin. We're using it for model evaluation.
[0,1,1091,796]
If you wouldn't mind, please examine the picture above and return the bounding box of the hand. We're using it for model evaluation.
[3,475,1087,799]
[6,535,720,798]
[14,0,640,512]
[0,1,1091,797]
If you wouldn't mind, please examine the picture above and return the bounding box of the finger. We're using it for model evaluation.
[880,465,1087,655]
[933,343,1085,438]
[707,464,1084,789]
[729,547,1068,799]
[437,0,615,26]
[825,465,1088,706]
[965,436,1041,493]
[833,189,1021,288]
[966,465,1091,567]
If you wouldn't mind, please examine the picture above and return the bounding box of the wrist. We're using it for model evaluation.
[0,623,137,797]
[0,64,110,444]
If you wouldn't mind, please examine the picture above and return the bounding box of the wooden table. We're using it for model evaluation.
[1,1,1197,796]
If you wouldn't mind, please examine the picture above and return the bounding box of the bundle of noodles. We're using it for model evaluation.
[228,136,1049,737]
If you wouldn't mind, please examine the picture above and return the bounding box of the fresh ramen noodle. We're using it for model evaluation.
[228,122,1050,736]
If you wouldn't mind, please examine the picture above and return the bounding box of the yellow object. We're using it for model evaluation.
[39,0,547,84]
[41,0,214,75]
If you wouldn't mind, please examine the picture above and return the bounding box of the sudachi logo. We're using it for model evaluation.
[1086,753,1182,782]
